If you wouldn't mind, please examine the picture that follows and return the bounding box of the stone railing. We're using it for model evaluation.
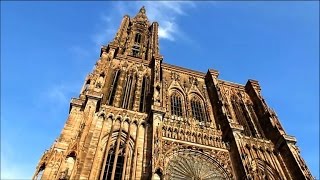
[162,119,227,149]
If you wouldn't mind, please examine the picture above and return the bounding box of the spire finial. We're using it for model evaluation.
[133,6,148,23]
[139,6,146,14]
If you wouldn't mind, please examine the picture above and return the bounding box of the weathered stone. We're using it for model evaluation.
[33,6,314,180]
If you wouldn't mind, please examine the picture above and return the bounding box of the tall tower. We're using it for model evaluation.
[33,7,314,180]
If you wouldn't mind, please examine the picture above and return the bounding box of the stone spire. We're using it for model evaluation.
[133,6,149,25]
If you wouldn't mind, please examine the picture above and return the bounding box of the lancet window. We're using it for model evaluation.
[100,131,134,180]
[132,33,142,57]
[121,73,136,109]
[107,69,121,105]
[231,95,258,137]
[101,148,125,180]
[139,76,149,112]
[134,33,142,44]
[129,74,138,110]
[247,102,265,138]
[170,92,183,117]
[190,95,206,122]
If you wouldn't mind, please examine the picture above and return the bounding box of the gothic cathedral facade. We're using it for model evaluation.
[33,7,314,180]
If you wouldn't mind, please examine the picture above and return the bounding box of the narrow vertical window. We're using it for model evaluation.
[190,97,206,122]
[132,33,141,57]
[240,103,258,137]
[139,76,148,112]
[171,92,183,117]
[102,150,115,180]
[101,146,126,180]
[231,96,254,137]
[108,70,120,105]
[241,103,257,137]
[134,33,141,44]
[114,154,124,179]
[122,74,133,109]
[247,103,264,137]
[129,74,138,110]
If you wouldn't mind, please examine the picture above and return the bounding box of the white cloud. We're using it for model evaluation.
[158,21,176,41]
[92,14,118,46]
[134,1,196,41]
[46,83,80,107]
[92,1,196,45]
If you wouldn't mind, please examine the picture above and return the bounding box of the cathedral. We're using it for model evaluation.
[33,7,314,180]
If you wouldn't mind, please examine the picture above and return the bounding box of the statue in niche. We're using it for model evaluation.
[95,75,104,89]
[155,61,160,82]
[153,84,161,103]
[95,82,102,89]
[183,80,188,90]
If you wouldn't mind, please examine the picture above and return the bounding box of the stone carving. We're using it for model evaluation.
[189,76,198,86]
[166,154,227,179]
[171,71,180,81]
[33,6,314,180]
[153,84,161,104]
[59,168,69,180]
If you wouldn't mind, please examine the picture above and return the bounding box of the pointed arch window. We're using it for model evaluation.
[231,96,258,137]
[102,149,115,180]
[247,103,264,138]
[101,148,125,180]
[100,133,133,180]
[108,70,121,105]
[170,92,183,117]
[129,74,138,110]
[240,103,258,137]
[122,74,133,109]
[121,73,138,110]
[139,76,149,112]
[190,96,206,122]
[134,33,142,44]
[132,33,142,57]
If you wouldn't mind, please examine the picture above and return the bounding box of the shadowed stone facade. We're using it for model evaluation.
[33,7,314,180]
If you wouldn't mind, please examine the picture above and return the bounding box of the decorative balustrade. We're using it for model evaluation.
[162,118,227,149]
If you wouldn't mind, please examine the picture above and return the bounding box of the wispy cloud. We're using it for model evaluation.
[92,1,196,46]
[141,1,195,41]
[45,83,81,108]
[92,13,118,47]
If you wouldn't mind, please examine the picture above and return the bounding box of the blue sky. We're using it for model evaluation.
[1,1,319,179]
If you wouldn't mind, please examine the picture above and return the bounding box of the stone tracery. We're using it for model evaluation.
[33,6,314,180]
[164,150,230,180]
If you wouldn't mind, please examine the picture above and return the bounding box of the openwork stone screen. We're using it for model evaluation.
[166,151,228,180]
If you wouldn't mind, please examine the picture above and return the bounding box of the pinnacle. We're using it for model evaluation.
[139,6,146,14]
[134,6,148,23]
